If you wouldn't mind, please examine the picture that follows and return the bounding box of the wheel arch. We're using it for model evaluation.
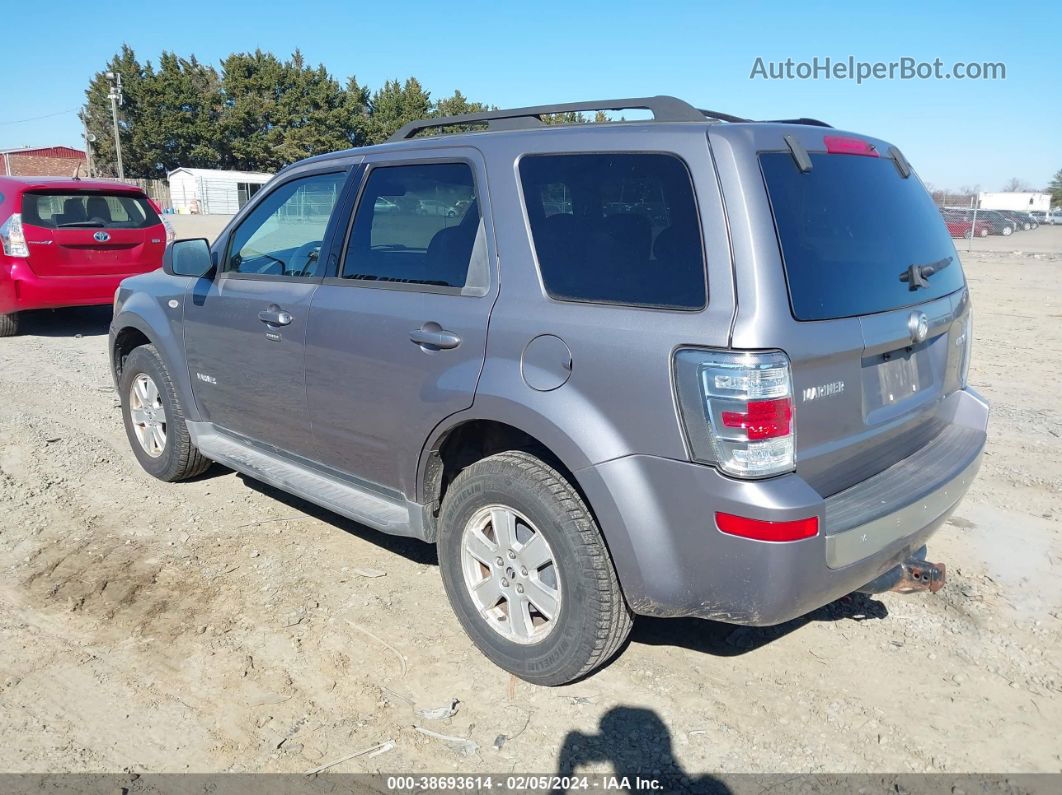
[110,303,200,422]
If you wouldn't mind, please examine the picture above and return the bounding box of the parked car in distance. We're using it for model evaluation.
[1029,210,1047,224]
[110,96,988,685]
[944,217,990,238]
[952,209,1014,235]
[1050,210,1062,225]
[0,177,167,337]
[995,210,1032,231]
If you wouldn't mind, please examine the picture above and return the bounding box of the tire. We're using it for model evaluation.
[980,228,989,237]
[0,312,18,337]
[963,229,972,239]
[437,450,633,685]
[119,344,211,482]
[1002,226,1012,236]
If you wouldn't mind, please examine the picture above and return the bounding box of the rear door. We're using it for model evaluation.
[717,127,971,495]
[183,168,350,456]
[20,190,165,275]
[304,150,497,498]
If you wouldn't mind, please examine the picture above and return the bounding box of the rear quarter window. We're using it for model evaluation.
[519,153,706,310]
[760,151,965,320]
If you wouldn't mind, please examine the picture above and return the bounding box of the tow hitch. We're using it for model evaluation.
[857,548,947,594]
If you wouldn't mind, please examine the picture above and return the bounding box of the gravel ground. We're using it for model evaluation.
[0,236,1059,775]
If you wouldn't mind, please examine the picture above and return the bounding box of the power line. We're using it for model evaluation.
[0,108,79,126]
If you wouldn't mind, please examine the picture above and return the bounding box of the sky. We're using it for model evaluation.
[3,0,1059,191]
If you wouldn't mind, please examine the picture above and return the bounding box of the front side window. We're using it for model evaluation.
[22,192,161,230]
[519,153,706,309]
[226,171,345,278]
[341,162,481,289]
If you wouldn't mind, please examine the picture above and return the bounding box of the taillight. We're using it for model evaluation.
[0,213,29,257]
[716,512,818,542]
[674,349,796,478]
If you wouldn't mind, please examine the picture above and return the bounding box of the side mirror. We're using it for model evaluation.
[163,238,214,278]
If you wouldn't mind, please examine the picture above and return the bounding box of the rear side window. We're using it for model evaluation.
[341,163,482,289]
[520,153,706,309]
[760,152,965,321]
[22,192,161,230]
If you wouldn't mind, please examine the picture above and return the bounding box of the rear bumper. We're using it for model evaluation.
[578,388,989,625]
[0,261,144,314]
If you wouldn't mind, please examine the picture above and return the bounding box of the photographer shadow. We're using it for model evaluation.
[553,706,730,794]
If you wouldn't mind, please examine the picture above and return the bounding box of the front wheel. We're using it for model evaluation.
[980,227,989,237]
[1002,226,1013,236]
[119,344,211,481]
[0,312,18,337]
[437,451,632,685]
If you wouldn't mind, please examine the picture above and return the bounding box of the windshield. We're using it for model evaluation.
[22,192,162,230]
[760,151,965,321]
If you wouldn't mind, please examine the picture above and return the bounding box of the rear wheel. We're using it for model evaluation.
[437,451,632,685]
[119,344,211,481]
[979,227,989,237]
[0,312,18,337]
[963,228,972,239]
[1002,226,1013,236]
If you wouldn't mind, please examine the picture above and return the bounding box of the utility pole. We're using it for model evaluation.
[106,71,124,179]
[81,110,95,178]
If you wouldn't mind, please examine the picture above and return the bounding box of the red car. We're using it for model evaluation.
[0,177,167,336]
[944,217,991,239]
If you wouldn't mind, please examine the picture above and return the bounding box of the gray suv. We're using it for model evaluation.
[110,97,989,685]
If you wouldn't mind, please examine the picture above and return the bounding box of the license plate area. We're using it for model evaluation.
[861,341,939,419]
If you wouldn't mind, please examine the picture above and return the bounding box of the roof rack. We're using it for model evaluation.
[389,95,734,141]
[387,95,831,142]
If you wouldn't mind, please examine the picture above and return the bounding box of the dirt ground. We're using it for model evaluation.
[0,232,1060,776]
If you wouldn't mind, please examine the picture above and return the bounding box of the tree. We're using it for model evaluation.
[1001,177,1032,192]
[1049,168,1062,208]
[133,52,223,177]
[364,78,432,144]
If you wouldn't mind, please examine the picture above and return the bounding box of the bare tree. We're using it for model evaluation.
[1001,177,1032,192]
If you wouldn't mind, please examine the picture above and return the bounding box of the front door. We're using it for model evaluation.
[305,154,497,498]
[183,169,349,455]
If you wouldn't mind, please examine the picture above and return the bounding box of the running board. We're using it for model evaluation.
[187,423,426,539]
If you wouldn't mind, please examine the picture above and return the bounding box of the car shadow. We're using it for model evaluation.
[232,472,884,658]
[238,475,438,566]
[553,705,731,793]
[630,592,888,656]
[14,306,112,338]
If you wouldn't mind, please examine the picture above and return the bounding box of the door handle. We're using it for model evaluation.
[258,305,293,326]
[410,325,461,350]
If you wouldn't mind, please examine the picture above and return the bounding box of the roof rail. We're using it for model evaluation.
[388,95,710,141]
[763,117,833,128]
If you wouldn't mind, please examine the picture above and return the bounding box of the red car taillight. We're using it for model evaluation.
[674,350,796,478]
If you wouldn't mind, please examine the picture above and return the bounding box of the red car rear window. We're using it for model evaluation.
[22,192,162,230]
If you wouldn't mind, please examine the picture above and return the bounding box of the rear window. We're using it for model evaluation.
[520,153,706,309]
[22,192,162,230]
[760,152,965,321]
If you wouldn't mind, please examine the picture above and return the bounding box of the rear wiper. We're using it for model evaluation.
[58,221,105,228]
[900,256,952,290]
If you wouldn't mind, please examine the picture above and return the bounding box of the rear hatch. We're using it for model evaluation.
[19,190,165,276]
[754,134,970,496]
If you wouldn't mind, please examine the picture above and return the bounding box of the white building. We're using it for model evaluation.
[977,191,1052,213]
[168,168,274,215]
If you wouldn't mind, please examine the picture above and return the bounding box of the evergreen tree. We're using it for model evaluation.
[364,78,432,144]
[133,52,223,177]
